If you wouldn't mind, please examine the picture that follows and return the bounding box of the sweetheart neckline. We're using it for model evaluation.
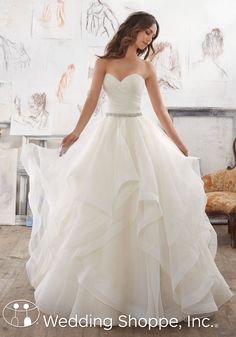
[105,72,145,83]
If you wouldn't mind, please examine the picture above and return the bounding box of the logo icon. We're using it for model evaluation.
[2,299,40,327]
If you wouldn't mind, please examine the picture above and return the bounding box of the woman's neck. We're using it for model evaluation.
[124,44,139,61]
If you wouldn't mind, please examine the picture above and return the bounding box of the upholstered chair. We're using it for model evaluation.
[201,138,236,248]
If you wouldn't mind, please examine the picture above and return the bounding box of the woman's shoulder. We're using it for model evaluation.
[94,57,112,74]
[94,57,108,67]
[140,58,154,70]
[140,59,156,79]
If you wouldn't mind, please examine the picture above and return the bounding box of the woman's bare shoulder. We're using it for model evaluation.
[94,57,108,70]
[141,59,156,79]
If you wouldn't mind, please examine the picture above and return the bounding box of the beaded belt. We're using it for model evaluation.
[106,112,142,117]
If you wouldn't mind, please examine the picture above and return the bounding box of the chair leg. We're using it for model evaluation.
[229,213,236,248]
[228,221,231,234]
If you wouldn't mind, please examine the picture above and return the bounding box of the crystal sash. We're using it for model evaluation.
[105,112,142,117]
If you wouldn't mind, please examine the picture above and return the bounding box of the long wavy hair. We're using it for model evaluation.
[97,11,159,60]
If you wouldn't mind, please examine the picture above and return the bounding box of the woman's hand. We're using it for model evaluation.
[59,130,79,156]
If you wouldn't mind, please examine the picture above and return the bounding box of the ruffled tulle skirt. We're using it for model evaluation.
[20,114,233,325]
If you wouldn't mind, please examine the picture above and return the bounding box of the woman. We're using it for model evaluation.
[21,11,233,327]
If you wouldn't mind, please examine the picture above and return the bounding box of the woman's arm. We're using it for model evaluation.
[60,57,106,153]
[72,57,106,137]
[145,61,188,156]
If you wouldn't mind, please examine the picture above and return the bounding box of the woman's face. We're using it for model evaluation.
[135,23,157,50]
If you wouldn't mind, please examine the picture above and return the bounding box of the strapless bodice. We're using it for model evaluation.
[103,73,145,116]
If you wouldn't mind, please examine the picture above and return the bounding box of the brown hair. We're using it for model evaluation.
[97,11,159,60]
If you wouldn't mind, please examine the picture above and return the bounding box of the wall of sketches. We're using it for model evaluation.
[0,0,235,185]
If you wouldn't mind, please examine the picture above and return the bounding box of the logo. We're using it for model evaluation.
[2,299,40,328]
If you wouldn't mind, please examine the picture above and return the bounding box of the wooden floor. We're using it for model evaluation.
[0,224,235,337]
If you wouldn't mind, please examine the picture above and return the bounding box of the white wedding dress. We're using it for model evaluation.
[21,72,233,325]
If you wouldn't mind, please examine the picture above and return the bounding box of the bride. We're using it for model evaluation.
[21,11,233,327]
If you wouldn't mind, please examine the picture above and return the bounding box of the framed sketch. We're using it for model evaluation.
[10,92,53,136]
